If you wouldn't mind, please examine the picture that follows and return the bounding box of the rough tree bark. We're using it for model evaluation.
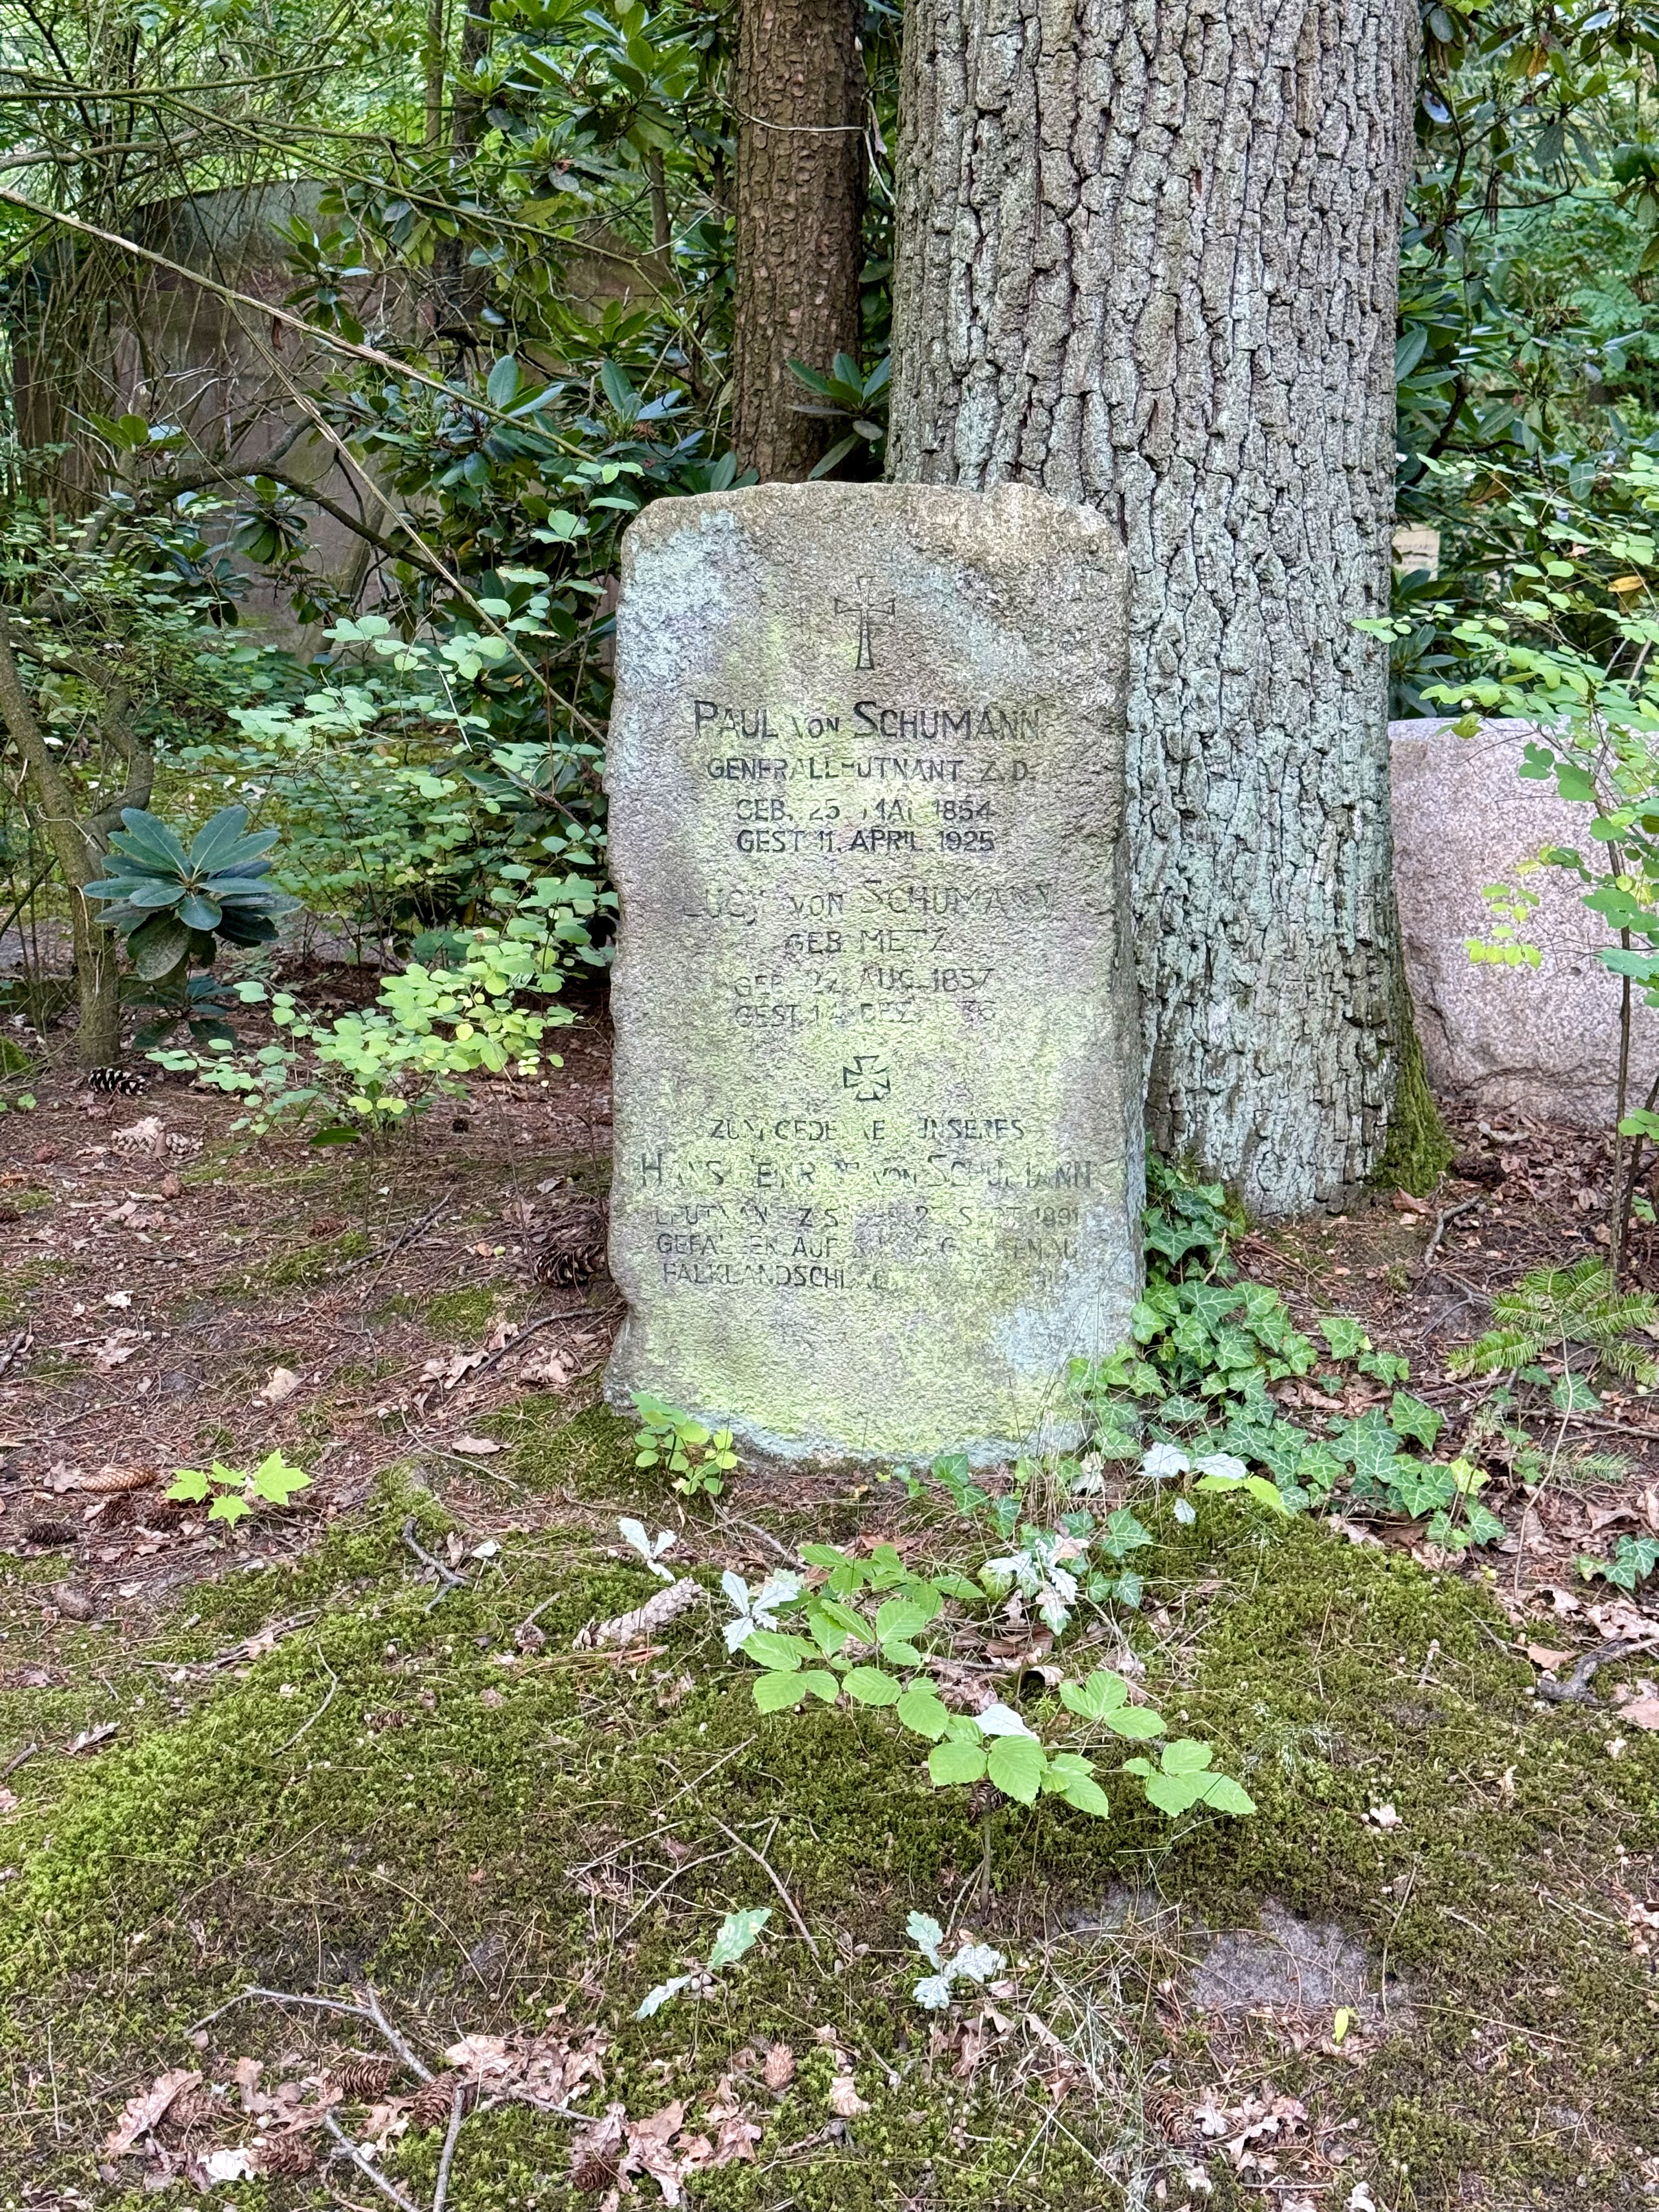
[888,0,1421,1216]
[732,0,866,479]
[0,618,150,1068]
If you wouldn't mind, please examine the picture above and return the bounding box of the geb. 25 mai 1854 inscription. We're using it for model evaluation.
[604,481,1143,1462]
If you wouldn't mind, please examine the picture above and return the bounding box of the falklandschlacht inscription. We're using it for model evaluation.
[605,482,1143,1462]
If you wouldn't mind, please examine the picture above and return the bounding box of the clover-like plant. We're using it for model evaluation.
[85,805,296,981]
[631,1391,737,1497]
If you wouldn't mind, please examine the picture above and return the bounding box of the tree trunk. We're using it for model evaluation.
[732,0,866,479]
[888,0,1419,1216]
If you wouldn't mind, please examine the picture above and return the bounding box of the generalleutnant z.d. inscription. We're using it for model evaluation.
[605,481,1143,1462]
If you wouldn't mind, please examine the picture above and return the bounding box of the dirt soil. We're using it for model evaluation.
[5,1029,1659,2212]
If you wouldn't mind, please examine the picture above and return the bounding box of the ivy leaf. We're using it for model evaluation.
[1318,1314,1368,1360]
[1331,1408,1402,1487]
[1388,1392,1444,1451]
[928,1738,987,1787]
[985,1733,1046,1804]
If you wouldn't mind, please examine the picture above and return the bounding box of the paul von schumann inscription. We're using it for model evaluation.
[604,481,1142,1460]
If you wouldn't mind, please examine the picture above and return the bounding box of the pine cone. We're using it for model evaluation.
[83,1066,150,1097]
[254,2134,318,2177]
[332,2056,399,2100]
[533,1198,609,1289]
[570,2138,621,2194]
[408,2073,472,2133]
[157,2085,216,2137]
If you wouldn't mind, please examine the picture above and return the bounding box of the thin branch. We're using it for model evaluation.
[402,1517,466,1610]
[186,1985,435,2082]
[0,181,584,451]
[709,1817,822,1962]
[431,2084,469,2212]
[322,2112,425,2212]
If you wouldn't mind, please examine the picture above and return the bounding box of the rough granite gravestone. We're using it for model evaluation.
[603,481,1141,1462]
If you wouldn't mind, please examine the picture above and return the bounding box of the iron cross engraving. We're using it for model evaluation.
[833,575,897,670]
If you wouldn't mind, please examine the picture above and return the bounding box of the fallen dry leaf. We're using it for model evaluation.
[452,1435,502,1456]
[103,1289,132,1309]
[1618,1694,1659,1731]
[65,1720,119,1756]
[761,2044,795,2092]
[827,2073,868,2118]
[258,1366,302,1404]
[105,2069,201,2154]
[0,1788,19,1816]
[1363,1802,1400,1830]
[1526,1644,1575,1673]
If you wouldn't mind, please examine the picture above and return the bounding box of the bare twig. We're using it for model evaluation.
[272,1647,339,1755]
[1536,1638,1655,1706]
[1421,1195,1484,1272]
[431,2081,469,2212]
[341,1192,453,1283]
[402,1519,466,1611]
[715,1509,797,1565]
[710,1816,822,1962]
[187,1985,435,2081]
[444,1304,594,1393]
[323,2111,424,2212]
[1,1742,37,1779]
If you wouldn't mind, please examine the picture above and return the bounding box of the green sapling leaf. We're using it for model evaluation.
[167,1468,212,1503]
[842,1666,902,1706]
[895,1683,951,1739]
[985,1733,1046,1804]
[928,1739,987,1787]
[707,1906,770,1970]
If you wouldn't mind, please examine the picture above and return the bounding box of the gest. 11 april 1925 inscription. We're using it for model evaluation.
[604,481,1142,1460]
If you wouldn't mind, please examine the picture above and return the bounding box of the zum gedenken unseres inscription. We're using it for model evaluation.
[605,483,1142,1461]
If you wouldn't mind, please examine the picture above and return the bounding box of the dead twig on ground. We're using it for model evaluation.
[431,2080,469,2212]
[710,1815,822,1962]
[441,1301,608,1396]
[715,1508,797,1565]
[1535,1639,1652,1705]
[402,1519,465,1611]
[341,1192,454,1286]
[323,2111,425,2212]
[1,1742,37,1779]
[187,1984,435,2081]
[1421,1197,1485,1272]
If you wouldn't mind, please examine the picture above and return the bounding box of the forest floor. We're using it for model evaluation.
[2,985,1659,2212]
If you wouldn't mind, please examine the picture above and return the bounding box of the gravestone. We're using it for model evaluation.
[603,481,1141,1461]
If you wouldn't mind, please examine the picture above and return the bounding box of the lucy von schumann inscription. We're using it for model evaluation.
[603,481,1142,1460]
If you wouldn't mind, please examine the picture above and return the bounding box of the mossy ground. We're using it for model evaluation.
[3,1407,1658,2209]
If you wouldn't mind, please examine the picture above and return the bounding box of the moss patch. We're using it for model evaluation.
[3,1446,1658,2205]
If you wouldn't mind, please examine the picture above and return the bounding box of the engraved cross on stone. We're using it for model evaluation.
[833,575,896,671]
